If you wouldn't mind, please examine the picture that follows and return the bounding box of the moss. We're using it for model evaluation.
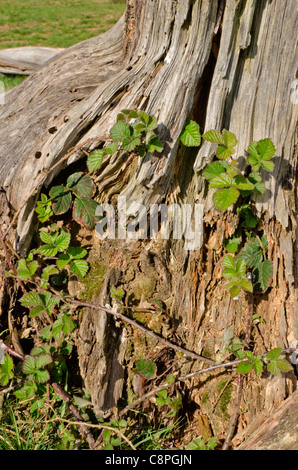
[79,260,107,301]
[218,379,233,417]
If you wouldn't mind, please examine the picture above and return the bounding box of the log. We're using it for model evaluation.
[0,47,65,75]
[235,389,298,450]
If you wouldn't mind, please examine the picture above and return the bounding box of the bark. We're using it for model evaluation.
[0,0,297,442]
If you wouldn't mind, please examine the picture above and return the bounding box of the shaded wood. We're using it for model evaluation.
[0,47,64,75]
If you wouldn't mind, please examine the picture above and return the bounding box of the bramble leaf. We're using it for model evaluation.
[213,187,239,210]
[180,120,201,147]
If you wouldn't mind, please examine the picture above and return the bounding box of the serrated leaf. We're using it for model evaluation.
[260,159,275,171]
[209,174,233,188]
[20,292,43,307]
[223,268,237,279]
[0,355,14,375]
[70,259,89,277]
[34,369,50,384]
[67,173,96,199]
[229,285,241,297]
[222,130,238,148]
[238,241,263,268]
[276,359,292,373]
[72,197,99,230]
[239,278,253,292]
[122,136,141,151]
[233,175,254,190]
[203,161,228,181]
[110,121,131,142]
[17,259,38,279]
[266,347,282,361]
[247,155,261,171]
[56,253,71,270]
[222,254,235,270]
[42,265,59,280]
[253,182,266,195]
[38,244,58,257]
[55,231,71,252]
[267,361,280,376]
[256,138,276,160]
[22,355,36,375]
[255,260,273,290]
[213,187,239,210]
[39,231,57,244]
[35,354,52,370]
[216,145,234,160]
[180,120,201,147]
[247,141,259,159]
[147,136,163,153]
[87,149,105,172]
[224,236,242,253]
[50,186,72,215]
[236,259,246,275]
[67,246,87,259]
[254,360,263,376]
[203,130,224,144]
[134,359,156,379]
[237,361,253,374]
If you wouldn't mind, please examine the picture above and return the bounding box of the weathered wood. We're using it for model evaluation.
[0,47,64,75]
[0,0,297,435]
[235,389,298,450]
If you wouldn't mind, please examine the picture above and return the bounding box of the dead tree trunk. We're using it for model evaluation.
[0,0,297,445]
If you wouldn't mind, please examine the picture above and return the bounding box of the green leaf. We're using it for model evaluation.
[203,161,228,181]
[256,138,276,160]
[267,361,280,376]
[20,292,43,307]
[260,159,275,171]
[122,136,141,152]
[236,259,246,275]
[110,121,131,142]
[213,187,239,210]
[38,244,58,257]
[20,291,59,317]
[134,359,156,379]
[87,149,105,172]
[55,231,71,252]
[232,175,254,190]
[275,359,292,373]
[17,259,38,279]
[224,236,242,253]
[39,231,58,244]
[236,361,253,374]
[222,130,238,148]
[70,259,89,277]
[238,241,263,268]
[42,265,59,280]
[239,278,253,292]
[229,285,241,298]
[180,120,201,147]
[238,205,258,229]
[22,355,36,375]
[67,246,88,259]
[222,254,235,270]
[222,268,237,279]
[72,197,99,230]
[146,136,163,153]
[202,130,224,145]
[266,347,282,361]
[104,142,118,155]
[50,186,72,215]
[254,360,264,376]
[35,354,52,370]
[216,145,234,160]
[209,174,233,188]
[247,141,259,160]
[255,260,273,290]
[35,369,50,384]
[56,253,71,270]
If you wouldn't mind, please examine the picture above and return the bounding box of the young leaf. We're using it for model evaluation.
[55,231,71,252]
[34,369,50,384]
[216,145,235,160]
[16,259,38,280]
[202,130,224,145]
[222,130,238,148]
[203,161,228,181]
[147,136,163,153]
[87,149,105,172]
[222,254,236,270]
[232,175,254,191]
[213,187,239,210]
[67,246,88,259]
[180,120,201,147]
[266,347,282,361]
[275,359,292,373]
[237,361,253,374]
[256,138,276,160]
[110,121,131,142]
[35,354,52,370]
[70,259,89,277]
[209,174,233,188]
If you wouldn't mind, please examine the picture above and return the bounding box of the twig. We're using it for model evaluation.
[66,298,215,365]
[222,290,254,450]
[0,228,26,294]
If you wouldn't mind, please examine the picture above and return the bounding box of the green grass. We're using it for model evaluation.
[0,0,126,49]
[0,1,126,90]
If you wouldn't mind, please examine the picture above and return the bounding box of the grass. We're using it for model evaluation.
[0,0,126,49]
[0,0,126,90]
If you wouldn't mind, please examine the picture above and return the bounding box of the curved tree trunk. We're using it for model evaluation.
[0,0,297,447]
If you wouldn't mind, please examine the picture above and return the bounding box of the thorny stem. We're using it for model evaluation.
[66,298,215,365]
[222,290,254,450]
